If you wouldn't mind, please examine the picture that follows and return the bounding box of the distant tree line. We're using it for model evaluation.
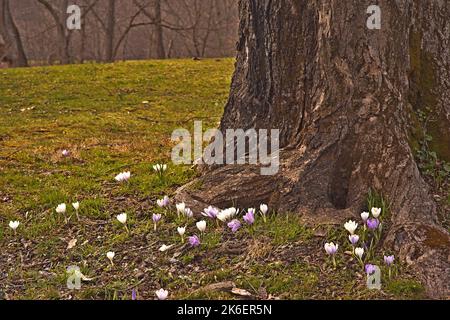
[0,0,238,67]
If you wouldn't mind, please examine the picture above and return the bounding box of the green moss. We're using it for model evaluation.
[409,32,437,110]
[428,117,450,162]
[408,31,450,161]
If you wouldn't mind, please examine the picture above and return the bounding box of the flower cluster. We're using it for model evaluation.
[324,206,396,281]
[153,163,167,180]
[6,164,272,300]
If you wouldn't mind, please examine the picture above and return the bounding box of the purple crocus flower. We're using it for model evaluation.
[157,196,170,208]
[188,235,201,247]
[384,255,395,266]
[132,289,137,301]
[62,149,70,157]
[202,206,219,219]
[367,218,379,230]
[324,242,338,255]
[153,213,162,231]
[243,210,255,225]
[184,208,194,218]
[152,213,162,223]
[227,219,241,233]
[365,264,376,275]
[349,234,359,246]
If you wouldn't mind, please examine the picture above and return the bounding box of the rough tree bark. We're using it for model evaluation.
[176,0,450,298]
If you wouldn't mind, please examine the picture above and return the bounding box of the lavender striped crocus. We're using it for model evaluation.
[153,213,162,231]
[324,242,338,255]
[132,289,137,301]
[243,209,255,225]
[153,213,162,222]
[384,255,395,266]
[184,208,194,218]
[227,219,241,233]
[157,196,170,208]
[349,234,359,246]
[202,206,219,219]
[188,235,201,247]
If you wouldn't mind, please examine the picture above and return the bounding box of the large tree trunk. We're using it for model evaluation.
[177,0,450,298]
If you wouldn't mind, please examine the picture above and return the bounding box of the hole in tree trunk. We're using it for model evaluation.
[328,138,355,210]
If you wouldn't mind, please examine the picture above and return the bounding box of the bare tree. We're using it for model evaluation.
[0,0,28,67]
[2,0,238,66]
[104,0,115,62]
[36,0,71,64]
[153,0,165,59]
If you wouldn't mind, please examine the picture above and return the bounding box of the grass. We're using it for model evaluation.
[0,59,425,300]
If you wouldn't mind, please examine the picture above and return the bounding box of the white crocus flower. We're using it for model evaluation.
[115,171,131,182]
[155,288,169,300]
[117,213,127,224]
[116,213,130,233]
[260,204,268,215]
[72,202,80,220]
[176,202,186,214]
[196,220,207,233]
[228,207,238,217]
[123,171,131,180]
[219,207,239,220]
[107,251,115,266]
[56,203,69,223]
[217,210,230,222]
[344,220,358,234]
[361,211,370,222]
[56,203,67,214]
[9,221,20,234]
[177,226,186,237]
[355,247,364,259]
[177,227,186,243]
[371,207,382,219]
[72,202,80,210]
[259,204,269,223]
[153,164,167,175]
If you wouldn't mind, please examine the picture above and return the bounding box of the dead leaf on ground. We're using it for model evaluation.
[231,288,253,297]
